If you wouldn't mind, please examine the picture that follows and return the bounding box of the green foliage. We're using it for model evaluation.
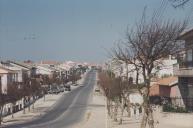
[161,74,172,78]
[163,104,188,113]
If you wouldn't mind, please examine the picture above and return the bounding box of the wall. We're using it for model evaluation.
[36,67,52,75]
[150,84,160,96]
[152,56,177,78]
[129,93,143,104]
[17,71,23,82]
[159,85,171,97]
[170,84,181,98]
[1,74,7,93]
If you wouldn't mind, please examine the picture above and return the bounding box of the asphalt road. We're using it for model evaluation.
[5,70,96,128]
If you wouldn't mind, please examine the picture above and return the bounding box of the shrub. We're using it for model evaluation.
[163,104,188,113]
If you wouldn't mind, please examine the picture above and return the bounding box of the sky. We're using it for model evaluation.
[0,0,192,63]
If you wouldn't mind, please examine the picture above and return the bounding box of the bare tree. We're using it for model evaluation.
[21,76,32,113]
[169,0,190,8]
[69,69,81,84]
[7,82,22,118]
[98,71,133,124]
[0,90,7,125]
[41,75,51,101]
[112,11,187,128]
[30,78,41,110]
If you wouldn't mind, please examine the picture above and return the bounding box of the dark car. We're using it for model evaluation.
[59,86,65,92]
[64,85,71,91]
[52,88,60,94]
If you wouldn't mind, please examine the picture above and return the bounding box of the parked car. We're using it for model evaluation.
[47,86,61,94]
[95,87,100,92]
[52,88,60,94]
[71,83,78,86]
[47,89,53,94]
[59,86,64,92]
[64,85,71,91]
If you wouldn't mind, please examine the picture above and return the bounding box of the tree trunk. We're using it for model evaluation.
[44,94,46,102]
[28,105,30,112]
[12,113,14,119]
[11,105,14,119]
[23,97,26,114]
[0,106,4,125]
[119,104,124,124]
[141,94,149,128]
[23,107,26,114]
[127,106,131,117]
[141,102,155,128]
[148,107,154,128]
[107,99,111,116]
[113,102,118,122]
[141,111,148,128]
[32,96,35,110]
[32,102,34,110]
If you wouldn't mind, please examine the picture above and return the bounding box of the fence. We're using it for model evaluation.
[171,97,193,111]
[150,96,193,111]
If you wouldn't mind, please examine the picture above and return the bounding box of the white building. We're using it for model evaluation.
[107,55,177,84]
[106,59,144,84]
[0,66,17,93]
[153,55,177,78]
[36,65,55,77]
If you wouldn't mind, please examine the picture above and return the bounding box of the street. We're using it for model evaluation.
[5,70,96,128]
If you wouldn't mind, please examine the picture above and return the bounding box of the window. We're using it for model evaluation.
[187,49,192,62]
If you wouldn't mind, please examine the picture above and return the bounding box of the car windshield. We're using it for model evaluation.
[0,1,193,128]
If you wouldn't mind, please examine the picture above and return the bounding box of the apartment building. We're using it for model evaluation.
[174,28,193,111]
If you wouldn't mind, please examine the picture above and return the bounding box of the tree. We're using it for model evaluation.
[7,82,22,118]
[0,91,8,125]
[69,68,81,84]
[21,75,32,113]
[112,11,187,128]
[169,0,190,8]
[30,78,41,109]
[41,75,51,101]
[98,71,132,124]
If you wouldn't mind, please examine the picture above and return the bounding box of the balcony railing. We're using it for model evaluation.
[173,61,193,77]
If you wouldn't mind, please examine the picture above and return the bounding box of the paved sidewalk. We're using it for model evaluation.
[1,72,88,127]
[107,105,193,128]
[80,93,106,128]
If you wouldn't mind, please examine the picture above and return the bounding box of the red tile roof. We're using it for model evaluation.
[157,76,178,86]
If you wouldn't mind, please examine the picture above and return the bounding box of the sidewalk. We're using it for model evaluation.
[2,93,64,126]
[107,105,193,128]
[1,72,88,127]
[80,91,106,128]
[154,108,193,128]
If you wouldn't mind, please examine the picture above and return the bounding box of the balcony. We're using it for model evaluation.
[174,61,193,77]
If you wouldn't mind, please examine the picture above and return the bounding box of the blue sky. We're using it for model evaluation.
[0,0,192,63]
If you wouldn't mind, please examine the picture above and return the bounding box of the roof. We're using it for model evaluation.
[8,61,31,70]
[157,76,178,86]
[179,28,193,40]
[0,63,21,72]
[0,66,16,74]
[36,65,55,72]
[39,60,60,65]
